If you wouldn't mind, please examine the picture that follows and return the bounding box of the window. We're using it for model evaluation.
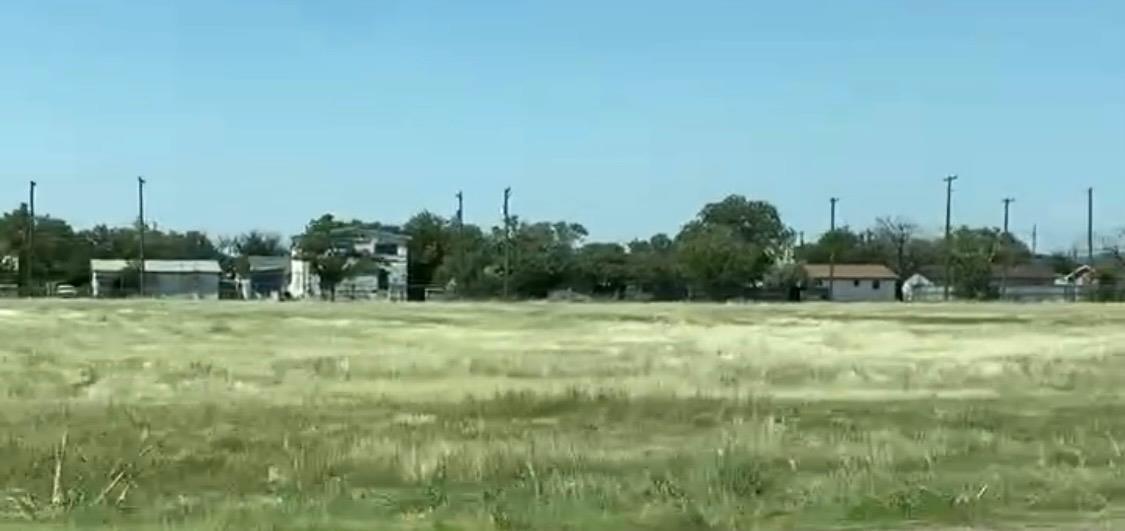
[374,243,399,256]
[815,279,824,287]
[872,279,881,290]
[853,279,860,287]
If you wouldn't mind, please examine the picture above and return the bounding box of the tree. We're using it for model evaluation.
[874,217,920,275]
[681,195,792,292]
[231,231,288,257]
[1102,229,1125,268]
[502,220,588,298]
[218,230,289,276]
[626,234,685,300]
[1,205,92,289]
[675,222,760,300]
[403,211,452,292]
[697,195,792,254]
[573,242,629,298]
[434,223,500,297]
[1047,252,1081,276]
[798,227,884,265]
[764,262,809,299]
[946,226,1030,299]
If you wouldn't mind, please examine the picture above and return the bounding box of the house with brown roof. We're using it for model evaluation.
[802,263,899,302]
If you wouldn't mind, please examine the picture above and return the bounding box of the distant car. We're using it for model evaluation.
[55,284,78,298]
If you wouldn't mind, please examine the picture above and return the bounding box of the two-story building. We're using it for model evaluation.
[289,227,410,301]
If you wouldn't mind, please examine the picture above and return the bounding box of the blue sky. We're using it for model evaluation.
[1,0,1122,251]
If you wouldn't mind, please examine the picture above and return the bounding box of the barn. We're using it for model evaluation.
[91,259,222,299]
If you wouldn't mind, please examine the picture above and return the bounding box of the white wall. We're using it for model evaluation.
[149,273,220,299]
[289,259,320,299]
[823,278,896,302]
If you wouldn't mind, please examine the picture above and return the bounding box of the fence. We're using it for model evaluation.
[905,284,1125,303]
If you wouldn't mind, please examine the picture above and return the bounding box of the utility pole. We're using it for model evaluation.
[455,191,464,228]
[829,197,838,232]
[25,180,36,296]
[828,197,838,301]
[1032,224,1038,255]
[1002,198,1014,234]
[138,176,147,297]
[943,175,958,301]
[1087,187,1094,265]
[502,187,512,299]
[1001,197,1014,299]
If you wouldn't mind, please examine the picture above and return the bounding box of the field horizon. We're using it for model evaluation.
[3,300,1125,529]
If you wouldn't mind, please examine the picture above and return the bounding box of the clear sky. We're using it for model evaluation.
[1,0,1122,252]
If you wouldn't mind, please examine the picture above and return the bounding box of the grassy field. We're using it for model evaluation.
[3,300,1125,529]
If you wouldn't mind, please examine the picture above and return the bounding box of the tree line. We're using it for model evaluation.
[0,194,1107,300]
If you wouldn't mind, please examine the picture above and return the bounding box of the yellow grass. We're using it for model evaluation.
[2,300,1125,529]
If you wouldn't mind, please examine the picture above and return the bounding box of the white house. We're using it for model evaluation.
[803,264,898,302]
[291,228,410,300]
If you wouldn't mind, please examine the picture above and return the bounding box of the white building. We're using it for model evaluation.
[290,228,410,300]
[902,272,941,302]
[803,263,898,302]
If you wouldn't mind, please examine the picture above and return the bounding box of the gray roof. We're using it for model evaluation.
[804,263,898,280]
[330,227,411,243]
[90,259,222,274]
[247,256,290,272]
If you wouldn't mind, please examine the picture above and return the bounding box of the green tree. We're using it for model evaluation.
[675,222,760,300]
[798,227,884,265]
[682,195,792,291]
[434,223,500,297]
[697,195,793,259]
[231,231,288,257]
[502,220,587,298]
[626,234,685,300]
[1047,252,1081,275]
[219,230,288,276]
[403,211,452,291]
[946,226,1033,299]
[764,262,809,290]
[1,205,92,289]
[573,242,629,298]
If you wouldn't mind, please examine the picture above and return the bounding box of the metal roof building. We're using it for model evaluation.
[90,259,222,298]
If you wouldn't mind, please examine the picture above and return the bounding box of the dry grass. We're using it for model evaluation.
[3,300,1125,529]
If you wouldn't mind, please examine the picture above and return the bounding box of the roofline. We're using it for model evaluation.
[802,264,899,279]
